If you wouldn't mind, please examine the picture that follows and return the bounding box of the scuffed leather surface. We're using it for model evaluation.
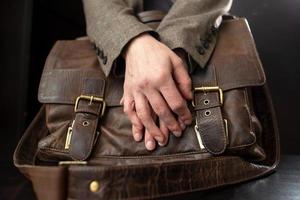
[36,18,266,163]
[13,16,280,200]
[13,83,280,200]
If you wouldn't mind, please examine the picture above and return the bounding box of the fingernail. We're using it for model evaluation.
[146,141,155,150]
[154,136,164,143]
[134,133,142,141]
[158,142,166,147]
[173,131,182,137]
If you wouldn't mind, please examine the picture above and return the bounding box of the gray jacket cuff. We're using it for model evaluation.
[83,0,156,77]
[156,0,232,71]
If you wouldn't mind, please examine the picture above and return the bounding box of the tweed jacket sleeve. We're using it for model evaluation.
[82,0,232,77]
[82,0,156,77]
[157,0,233,71]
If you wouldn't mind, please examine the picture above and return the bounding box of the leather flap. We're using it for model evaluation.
[192,18,266,90]
[38,40,124,107]
[191,18,266,155]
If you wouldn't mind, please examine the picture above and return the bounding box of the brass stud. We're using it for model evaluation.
[82,121,90,127]
[89,181,100,193]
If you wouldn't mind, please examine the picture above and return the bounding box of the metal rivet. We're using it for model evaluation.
[89,181,100,193]
[203,99,210,105]
[82,121,90,127]
[204,110,211,117]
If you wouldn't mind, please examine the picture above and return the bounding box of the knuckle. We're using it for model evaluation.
[183,78,192,87]
[172,101,185,112]
[155,71,168,82]
[132,123,143,130]
[123,105,130,114]
[137,78,150,89]
[150,130,163,139]
[156,107,169,118]
[123,101,133,114]
[148,130,157,137]
[137,110,150,120]
[155,105,168,117]
[169,123,180,132]
[173,58,184,68]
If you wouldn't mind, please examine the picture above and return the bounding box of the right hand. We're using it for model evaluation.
[121,33,193,151]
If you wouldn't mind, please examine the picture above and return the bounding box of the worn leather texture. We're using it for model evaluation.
[14,13,280,200]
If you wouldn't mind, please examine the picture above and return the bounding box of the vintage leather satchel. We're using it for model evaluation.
[14,11,280,200]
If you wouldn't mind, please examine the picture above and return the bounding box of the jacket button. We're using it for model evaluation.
[206,34,212,43]
[211,26,218,35]
[95,48,100,56]
[197,46,205,55]
[98,50,104,58]
[103,56,107,65]
[92,43,97,50]
[89,180,100,193]
[202,41,210,49]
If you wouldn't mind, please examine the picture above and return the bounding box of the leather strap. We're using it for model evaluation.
[24,166,67,200]
[192,64,227,155]
[69,78,106,160]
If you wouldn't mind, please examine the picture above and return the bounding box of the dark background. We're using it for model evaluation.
[0,0,299,199]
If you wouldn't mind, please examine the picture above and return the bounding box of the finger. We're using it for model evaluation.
[144,89,182,135]
[120,96,124,105]
[178,117,186,131]
[123,94,143,142]
[134,92,165,143]
[149,108,168,145]
[158,118,169,146]
[144,128,156,151]
[159,77,193,125]
[171,56,193,100]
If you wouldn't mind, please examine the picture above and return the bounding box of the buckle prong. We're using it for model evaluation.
[89,96,94,105]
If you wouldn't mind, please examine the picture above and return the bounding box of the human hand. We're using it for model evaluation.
[121,33,193,150]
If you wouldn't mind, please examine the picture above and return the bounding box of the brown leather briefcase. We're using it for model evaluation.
[14,11,280,200]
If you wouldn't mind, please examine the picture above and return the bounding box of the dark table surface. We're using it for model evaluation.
[1,155,300,200]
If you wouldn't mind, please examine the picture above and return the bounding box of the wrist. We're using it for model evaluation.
[122,32,153,59]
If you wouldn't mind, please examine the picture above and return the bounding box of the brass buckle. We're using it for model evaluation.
[192,86,223,107]
[74,95,106,117]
